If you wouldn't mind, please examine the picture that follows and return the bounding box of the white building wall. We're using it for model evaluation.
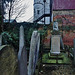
[34,0,52,24]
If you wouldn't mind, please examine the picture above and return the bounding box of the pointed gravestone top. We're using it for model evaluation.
[19,25,24,52]
[18,25,27,75]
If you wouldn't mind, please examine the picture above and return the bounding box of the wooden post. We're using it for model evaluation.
[18,26,27,75]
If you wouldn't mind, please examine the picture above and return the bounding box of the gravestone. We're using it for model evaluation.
[28,31,40,75]
[51,35,60,54]
[0,45,18,75]
[19,26,24,52]
[0,34,2,46]
[18,26,27,75]
[53,21,59,31]
[74,38,75,65]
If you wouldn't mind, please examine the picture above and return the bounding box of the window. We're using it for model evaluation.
[37,10,40,14]
[34,9,36,13]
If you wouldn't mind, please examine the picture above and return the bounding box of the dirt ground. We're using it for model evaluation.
[39,65,75,75]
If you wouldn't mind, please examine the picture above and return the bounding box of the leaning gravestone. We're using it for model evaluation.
[51,35,60,54]
[0,34,2,46]
[28,31,40,75]
[74,39,75,65]
[0,45,18,75]
[18,26,27,75]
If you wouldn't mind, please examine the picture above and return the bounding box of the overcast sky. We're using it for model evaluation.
[17,0,34,22]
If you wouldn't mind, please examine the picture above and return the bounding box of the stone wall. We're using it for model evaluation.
[0,45,18,75]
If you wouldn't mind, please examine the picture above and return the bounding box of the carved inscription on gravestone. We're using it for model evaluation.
[51,35,60,54]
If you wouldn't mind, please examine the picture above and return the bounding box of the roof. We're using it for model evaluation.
[53,0,75,10]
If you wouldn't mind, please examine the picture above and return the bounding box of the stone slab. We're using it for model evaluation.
[51,35,60,54]
[18,46,27,75]
[0,45,18,75]
[28,31,40,75]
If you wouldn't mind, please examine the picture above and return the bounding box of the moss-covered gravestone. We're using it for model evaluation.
[0,45,18,75]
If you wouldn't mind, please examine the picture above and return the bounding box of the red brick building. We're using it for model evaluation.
[53,0,75,46]
[53,0,75,26]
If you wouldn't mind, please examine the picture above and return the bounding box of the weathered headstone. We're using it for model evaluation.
[74,39,75,65]
[0,45,18,75]
[33,33,40,69]
[19,26,24,52]
[18,26,27,75]
[51,35,60,54]
[0,34,2,46]
[18,46,27,75]
[28,31,40,75]
[53,21,59,31]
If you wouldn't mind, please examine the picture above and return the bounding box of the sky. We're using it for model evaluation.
[17,0,34,22]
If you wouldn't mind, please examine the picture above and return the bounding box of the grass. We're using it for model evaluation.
[42,52,72,64]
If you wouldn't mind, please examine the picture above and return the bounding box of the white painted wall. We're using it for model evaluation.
[34,0,52,24]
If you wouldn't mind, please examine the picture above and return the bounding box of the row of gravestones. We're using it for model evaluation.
[0,26,40,75]
[18,26,40,75]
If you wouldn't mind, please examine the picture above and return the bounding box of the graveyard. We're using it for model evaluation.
[0,0,75,75]
[0,23,75,75]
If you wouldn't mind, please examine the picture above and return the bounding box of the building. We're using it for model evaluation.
[53,0,75,26]
[34,0,75,47]
[34,0,53,24]
[34,0,75,27]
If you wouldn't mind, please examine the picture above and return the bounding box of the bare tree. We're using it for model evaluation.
[3,0,28,23]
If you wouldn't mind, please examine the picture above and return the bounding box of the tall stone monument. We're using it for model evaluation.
[51,22,60,54]
[28,31,40,75]
[18,26,27,75]
[19,26,24,52]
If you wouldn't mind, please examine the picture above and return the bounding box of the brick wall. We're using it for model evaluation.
[53,10,75,46]
[53,10,75,26]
